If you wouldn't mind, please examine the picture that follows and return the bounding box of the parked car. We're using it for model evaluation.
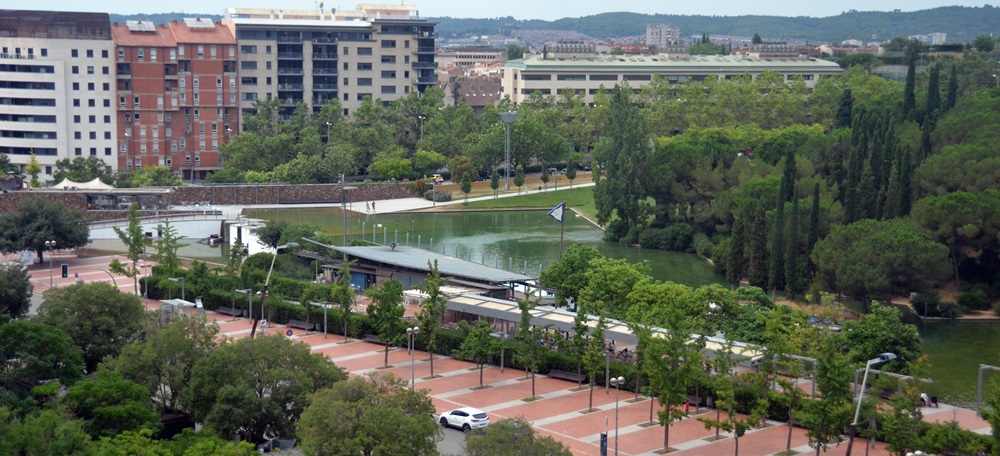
[439,407,489,432]
[431,174,444,184]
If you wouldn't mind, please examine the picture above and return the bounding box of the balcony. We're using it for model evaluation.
[277,36,302,43]
[412,77,437,85]
[416,47,435,54]
[279,98,304,106]
[312,37,337,43]
[277,52,303,59]
[311,53,338,60]
[277,83,304,90]
[277,68,303,75]
[415,31,437,39]
[412,61,437,69]
[312,68,337,76]
[313,84,338,91]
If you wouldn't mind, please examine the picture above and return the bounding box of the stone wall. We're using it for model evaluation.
[0,191,87,216]
[171,182,419,206]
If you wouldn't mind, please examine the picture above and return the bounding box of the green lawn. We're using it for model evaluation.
[465,187,599,222]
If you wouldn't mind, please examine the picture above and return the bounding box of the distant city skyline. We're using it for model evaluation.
[1,0,992,21]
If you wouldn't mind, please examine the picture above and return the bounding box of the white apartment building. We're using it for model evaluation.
[222,4,437,120]
[0,10,118,181]
[502,54,843,105]
[646,24,681,48]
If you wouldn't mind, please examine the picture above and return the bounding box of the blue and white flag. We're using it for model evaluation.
[547,202,565,223]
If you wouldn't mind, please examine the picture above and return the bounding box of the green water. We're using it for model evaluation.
[242,208,724,288]
[917,320,1000,409]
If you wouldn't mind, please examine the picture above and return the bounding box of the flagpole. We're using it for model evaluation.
[559,201,565,259]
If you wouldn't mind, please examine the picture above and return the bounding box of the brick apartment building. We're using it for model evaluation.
[112,18,238,182]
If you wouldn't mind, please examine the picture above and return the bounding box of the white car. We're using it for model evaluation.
[439,407,489,432]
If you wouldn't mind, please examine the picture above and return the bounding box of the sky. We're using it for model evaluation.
[3,0,992,20]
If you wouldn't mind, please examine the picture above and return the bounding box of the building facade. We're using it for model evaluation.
[645,24,681,48]
[222,4,436,120]
[0,10,117,181]
[502,54,843,105]
[112,18,237,182]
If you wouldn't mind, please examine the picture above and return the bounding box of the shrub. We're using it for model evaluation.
[912,292,941,317]
[692,232,714,257]
[957,287,991,311]
[603,219,629,243]
[619,226,642,247]
[940,301,963,320]
[423,189,452,202]
[639,224,697,252]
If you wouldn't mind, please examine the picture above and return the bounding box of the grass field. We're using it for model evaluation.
[465,186,599,222]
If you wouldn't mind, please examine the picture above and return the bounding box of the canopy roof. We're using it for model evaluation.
[52,178,113,191]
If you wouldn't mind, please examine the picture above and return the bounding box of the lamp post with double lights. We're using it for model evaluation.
[610,376,626,456]
[499,111,517,191]
[491,332,510,373]
[44,240,56,287]
[845,352,897,456]
[407,326,420,389]
[250,242,299,338]
[167,277,185,301]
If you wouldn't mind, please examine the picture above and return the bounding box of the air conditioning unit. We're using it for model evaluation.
[412,26,418,32]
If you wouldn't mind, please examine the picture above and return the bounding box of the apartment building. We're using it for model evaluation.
[222,4,436,119]
[437,46,506,68]
[502,54,843,105]
[646,24,682,48]
[112,18,237,182]
[0,10,117,181]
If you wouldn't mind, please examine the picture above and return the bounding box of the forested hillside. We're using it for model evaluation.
[433,6,1000,43]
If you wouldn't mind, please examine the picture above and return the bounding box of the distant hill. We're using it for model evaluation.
[431,6,1000,43]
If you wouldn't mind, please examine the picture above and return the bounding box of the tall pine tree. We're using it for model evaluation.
[769,194,786,296]
[857,165,877,220]
[834,88,854,129]
[902,42,917,120]
[726,207,748,289]
[748,201,769,289]
[805,183,821,280]
[944,63,958,112]
[784,191,800,297]
[926,64,941,120]
[897,147,913,216]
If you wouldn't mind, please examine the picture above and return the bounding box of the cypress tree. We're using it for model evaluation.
[918,119,933,163]
[805,183,821,280]
[903,43,917,120]
[945,63,958,112]
[898,146,913,216]
[926,64,941,120]
[769,195,786,295]
[844,147,865,223]
[780,151,796,203]
[748,201,769,289]
[857,165,877,220]
[883,151,901,219]
[726,208,747,289]
[834,88,854,129]
[784,191,800,296]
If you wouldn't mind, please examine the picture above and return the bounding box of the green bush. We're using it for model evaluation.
[423,189,452,202]
[957,287,991,311]
[637,224,695,252]
[692,233,714,257]
[603,219,629,243]
[912,292,941,317]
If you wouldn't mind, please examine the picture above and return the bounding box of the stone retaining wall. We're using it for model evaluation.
[172,182,419,205]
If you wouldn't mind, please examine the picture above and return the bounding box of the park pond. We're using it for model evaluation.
[85,207,1000,409]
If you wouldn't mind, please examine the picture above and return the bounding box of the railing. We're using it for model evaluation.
[277,68,303,74]
[412,61,437,69]
[312,68,337,75]
[416,47,435,53]
[311,53,338,60]
[277,36,302,43]
[277,84,304,90]
[277,52,303,59]
[313,84,338,90]
[88,211,225,230]
[412,77,437,84]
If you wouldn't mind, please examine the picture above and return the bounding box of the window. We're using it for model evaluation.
[380,86,396,94]
[211,124,218,134]
[134,113,140,123]
[404,55,409,63]
[266,61,271,70]
[241,77,257,85]
[88,99,95,107]
[342,47,348,55]
[356,93,370,101]
[240,61,257,70]
[124,113,131,122]
[134,96,140,106]
[169,49,176,61]
[229,77,235,88]
[105,147,111,156]
[179,77,186,88]
[102,50,108,58]
[381,55,396,64]
[104,99,110,107]
[41,49,47,57]
[358,78,372,86]
[343,62,349,70]
[119,144,126,153]
[358,47,373,55]
[74,115,81,123]
[152,127,158,138]
[72,66,79,74]
[104,115,111,123]
[199,123,205,134]
[104,132,111,139]
[86,49,93,58]
[343,93,348,101]
[193,109,199,120]
[89,115,96,123]
[72,82,80,90]
[197,45,204,57]
[138,49,144,60]
[89,132,96,139]
[343,77,349,86]
[89,147,96,156]
[87,82,94,90]
[199,139,206,150]
[87,66,94,75]
[357,63,372,71]
[381,40,396,48]
[118,48,124,60]
[216,77,222,88]
[71,49,78,58]
[265,45,272,54]
[75,148,82,156]
[73,99,80,107]
[119,96,125,106]
[45,165,51,175]
[150,48,157,60]
[157,95,163,107]
[102,66,109,75]
[241,45,258,54]
[217,93,222,103]
[193,92,199,103]
[381,70,396,79]
[74,132,81,140]
[404,40,410,49]
[229,93,236,103]
[192,78,199,88]
[265,77,272,85]
[210,45,216,58]
[102,83,109,91]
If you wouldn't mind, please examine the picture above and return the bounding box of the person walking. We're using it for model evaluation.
[366,202,370,213]
[371,201,376,213]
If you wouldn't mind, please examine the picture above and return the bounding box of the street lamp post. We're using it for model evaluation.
[235,288,252,320]
[44,240,56,287]
[610,376,626,456]
[407,326,420,389]
[168,277,185,302]
[499,111,518,191]
[316,301,331,339]
[846,352,897,456]
[141,263,151,310]
[491,332,510,373]
[251,242,300,338]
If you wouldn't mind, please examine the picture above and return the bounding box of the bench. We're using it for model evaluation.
[287,320,317,332]
[364,334,384,345]
[216,306,244,318]
[548,369,587,384]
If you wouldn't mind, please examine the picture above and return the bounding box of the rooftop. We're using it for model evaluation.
[505,54,843,72]
[0,10,111,40]
[330,245,534,284]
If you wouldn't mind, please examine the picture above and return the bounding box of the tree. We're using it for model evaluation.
[449,154,475,184]
[458,320,497,388]
[902,43,917,120]
[332,259,357,339]
[971,34,995,52]
[752,33,763,44]
[593,83,650,238]
[254,220,288,249]
[834,88,853,129]
[539,166,550,190]
[569,309,591,390]
[367,146,412,180]
[26,152,41,188]
[769,193,786,296]
[152,220,188,277]
[784,192,800,296]
[411,149,447,178]
[103,314,219,414]
[65,369,161,438]
[747,201,769,288]
[697,339,761,455]
[416,260,447,376]
[460,172,472,203]
[515,294,546,400]
[565,157,578,188]
[539,245,602,308]
[841,302,920,369]
[793,337,853,456]
[506,44,527,60]
[0,153,18,173]
[366,279,405,368]
[911,190,1000,285]
[0,408,92,455]
[298,373,440,456]
[726,206,747,289]
[0,198,89,264]
[465,417,572,456]
[490,168,500,198]
[53,156,115,185]
[0,261,32,318]
[184,334,347,444]
[116,165,182,188]
[944,63,958,112]
[0,320,84,398]
[513,164,525,194]
[582,314,607,412]
[926,63,941,121]
[643,304,702,452]
[35,282,145,373]
[109,203,146,296]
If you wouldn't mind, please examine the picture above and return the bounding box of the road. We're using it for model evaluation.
[437,427,468,456]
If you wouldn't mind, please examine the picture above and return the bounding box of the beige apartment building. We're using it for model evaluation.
[222,4,436,120]
[502,54,843,105]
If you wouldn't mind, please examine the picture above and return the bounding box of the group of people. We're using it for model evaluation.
[365,201,377,213]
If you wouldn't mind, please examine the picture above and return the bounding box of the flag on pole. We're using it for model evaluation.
[547,202,565,223]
